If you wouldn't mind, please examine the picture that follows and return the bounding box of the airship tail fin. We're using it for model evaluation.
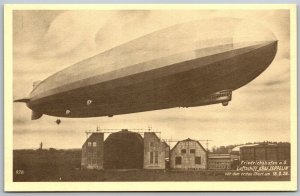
[31,110,43,120]
[14,98,30,103]
[14,98,43,120]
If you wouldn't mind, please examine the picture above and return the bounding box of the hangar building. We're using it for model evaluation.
[81,129,168,170]
[240,143,290,163]
[104,129,144,169]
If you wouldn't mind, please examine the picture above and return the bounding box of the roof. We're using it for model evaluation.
[144,132,170,149]
[240,143,282,149]
[145,132,161,141]
[231,144,260,151]
[105,129,144,144]
[208,153,231,159]
[232,143,286,151]
[170,138,206,153]
[82,132,103,148]
[162,141,170,148]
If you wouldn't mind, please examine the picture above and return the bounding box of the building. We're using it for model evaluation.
[163,141,170,168]
[240,143,290,163]
[170,138,207,169]
[208,154,239,170]
[104,129,144,169]
[81,132,104,170]
[143,132,170,169]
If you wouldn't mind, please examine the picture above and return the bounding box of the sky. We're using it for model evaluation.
[13,9,290,150]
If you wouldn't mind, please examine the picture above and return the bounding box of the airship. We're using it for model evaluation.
[15,18,277,120]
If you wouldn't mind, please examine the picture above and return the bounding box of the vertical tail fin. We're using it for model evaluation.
[31,110,43,120]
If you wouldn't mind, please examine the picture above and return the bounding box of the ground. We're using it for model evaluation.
[13,149,290,182]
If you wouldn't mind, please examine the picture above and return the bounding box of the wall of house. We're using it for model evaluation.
[170,140,207,169]
[163,142,171,169]
[240,145,290,163]
[143,132,166,169]
[164,143,170,160]
[81,133,104,170]
[208,158,231,170]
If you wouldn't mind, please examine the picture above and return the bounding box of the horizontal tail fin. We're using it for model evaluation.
[31,111,43,120]
[14,98,30,103]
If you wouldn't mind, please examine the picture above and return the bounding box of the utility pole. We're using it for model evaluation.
[39,141,43,150]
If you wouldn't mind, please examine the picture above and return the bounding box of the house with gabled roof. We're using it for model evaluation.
[170,138,207,169]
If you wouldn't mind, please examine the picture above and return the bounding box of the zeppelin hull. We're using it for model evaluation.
[27,41,277,118]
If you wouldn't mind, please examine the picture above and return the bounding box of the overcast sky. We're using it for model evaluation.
[13,9,290,150]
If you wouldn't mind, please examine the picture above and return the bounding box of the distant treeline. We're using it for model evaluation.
[210,141,290,154]
[13,141,291,154]
[14,148,81,152]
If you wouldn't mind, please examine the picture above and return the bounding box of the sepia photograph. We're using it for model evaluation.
[4,4,297,191]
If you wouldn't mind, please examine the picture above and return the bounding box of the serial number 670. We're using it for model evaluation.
[15,170,24,175]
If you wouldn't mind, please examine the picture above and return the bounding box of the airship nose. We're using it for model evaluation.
[233,19,277,44]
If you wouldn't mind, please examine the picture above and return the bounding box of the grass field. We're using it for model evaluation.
[13,149,290,182]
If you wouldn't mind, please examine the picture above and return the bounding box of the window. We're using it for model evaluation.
[88,142,92,147]
[195,156,201,164]
[181,149,186,154]
[190,149,195,154]
[150,142,154,147]
[175,157,182,165]
[150,152,153,164]
[154,151,158,164]
[93,142,97,147]
[150,151,158,164]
